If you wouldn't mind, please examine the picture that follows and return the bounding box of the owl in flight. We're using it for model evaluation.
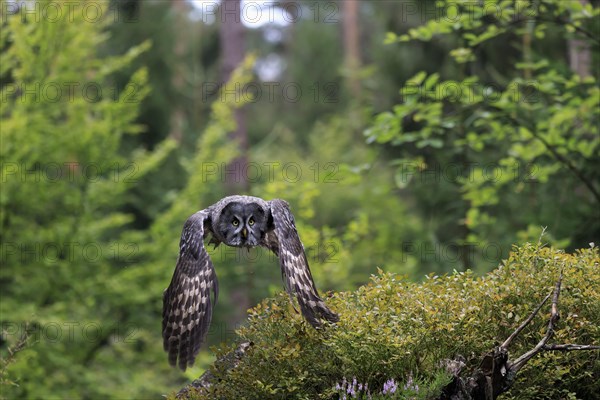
[162,195,339,370]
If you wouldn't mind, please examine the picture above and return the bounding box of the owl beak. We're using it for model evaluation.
[241,227,248,239]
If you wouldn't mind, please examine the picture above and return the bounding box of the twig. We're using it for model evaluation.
[489,110,600,205]
[0,325,30,387]
[543,344,600,351]
[175,341,253,399]
[528,130,600,204]
[533,16,599,45]
[432,272,599,399]
[509,274,562,373]
[501,292,551,349]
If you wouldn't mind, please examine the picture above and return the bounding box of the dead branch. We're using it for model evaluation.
[500,292,551,349]
[509,274,562,373]
[175,341,252,399]
[438,273,599,400]
[174,274,598,400]
[543,344,600,351]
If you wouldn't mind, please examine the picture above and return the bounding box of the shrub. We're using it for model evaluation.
[178,243,599,399]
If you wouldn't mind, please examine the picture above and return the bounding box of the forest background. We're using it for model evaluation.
[1,0,598,398]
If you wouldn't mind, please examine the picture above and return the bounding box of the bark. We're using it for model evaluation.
[567,0,592,78]
[218,0,252,335]
[342,0,361,97]
[219,0,249,192]
[437,275,600,399]
[169,0,188,144]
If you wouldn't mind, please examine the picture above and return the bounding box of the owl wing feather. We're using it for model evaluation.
[162,210,218,371]
[265,199,339,327]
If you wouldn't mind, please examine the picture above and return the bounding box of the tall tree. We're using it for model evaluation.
[0,0,176,397]
[218,0,252,324]
[568,0,592,78]
[219,0,249,192]
[170,0,190,143]
[343,0,361,97]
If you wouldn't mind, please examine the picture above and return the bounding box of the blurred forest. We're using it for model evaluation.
[0,0,598,398]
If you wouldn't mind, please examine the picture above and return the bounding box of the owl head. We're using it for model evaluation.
[216,201,268,247]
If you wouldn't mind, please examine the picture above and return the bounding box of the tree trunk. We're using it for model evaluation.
[567,0,591,78]
[219,0,252,326]
[219,0,249,192]
[169,0,188,144]
[343,0,361,97]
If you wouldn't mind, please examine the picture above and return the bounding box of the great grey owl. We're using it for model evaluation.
[162,195,339,370]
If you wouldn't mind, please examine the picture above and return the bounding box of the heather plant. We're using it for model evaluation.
[332,372,451,400]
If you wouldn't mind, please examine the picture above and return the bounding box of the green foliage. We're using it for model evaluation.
[181,244,600,399]
[0,2,260,394]
[366,0,600,270]
[0,1,174,397]
[3,0,598,398]
[248,114,429,293]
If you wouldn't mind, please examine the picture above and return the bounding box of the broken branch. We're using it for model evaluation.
[509,274,562,373]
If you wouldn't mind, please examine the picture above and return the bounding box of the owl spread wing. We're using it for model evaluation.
[266,199,339,327]
[162,210,218,371]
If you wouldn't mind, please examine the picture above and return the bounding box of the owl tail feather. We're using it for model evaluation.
[297,297,339,328]
[314,300,340,324]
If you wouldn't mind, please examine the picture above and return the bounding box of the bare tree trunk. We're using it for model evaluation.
[567,0,592,78]
[219,0,252,325]
[343,0,361,97]
[522,19,535,80]
[169,0,188,144]
[219,0,249,192]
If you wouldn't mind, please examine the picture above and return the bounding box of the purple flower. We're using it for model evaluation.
[335,376,371,399]
[382,378,397,394]
[403,373,419,392]
[347,377,357,396]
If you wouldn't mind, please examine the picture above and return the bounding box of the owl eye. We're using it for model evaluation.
[248,218,255,226]
[232,219,239,226]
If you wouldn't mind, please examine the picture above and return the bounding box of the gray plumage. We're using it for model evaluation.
[162,195,339,370]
